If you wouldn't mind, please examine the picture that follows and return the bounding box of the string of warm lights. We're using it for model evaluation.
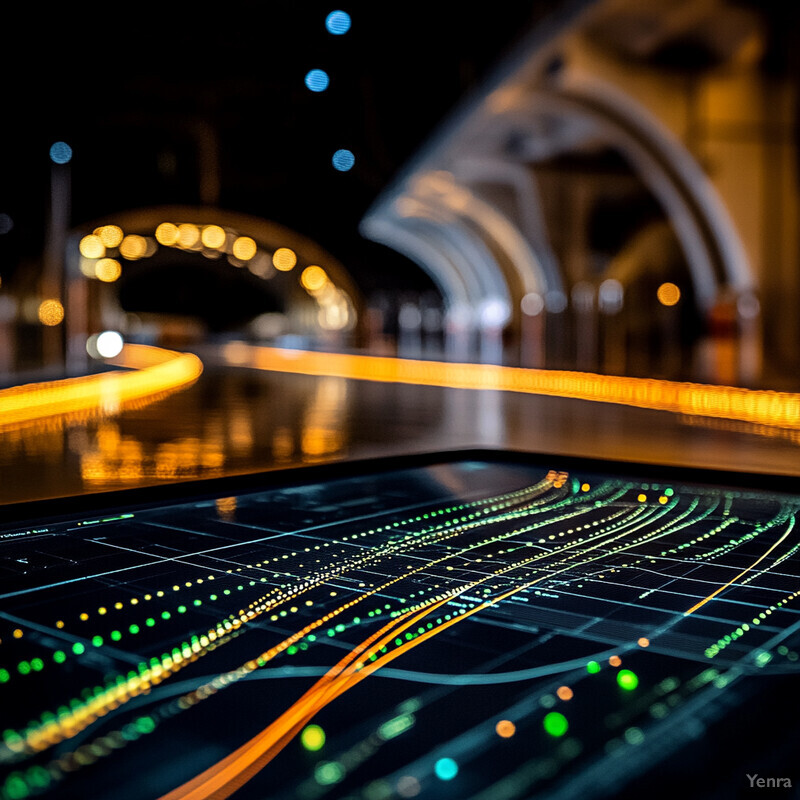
[0,345,202,433]
[222,343,800,430]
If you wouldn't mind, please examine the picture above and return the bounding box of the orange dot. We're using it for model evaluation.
[495,720,516,738]
[609,655,622,667]
[557,685,573,701]
[638,637,650,647]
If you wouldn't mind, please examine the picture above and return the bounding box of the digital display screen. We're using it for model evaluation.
[1,451,799,799]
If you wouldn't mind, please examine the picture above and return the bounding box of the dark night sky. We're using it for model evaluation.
[0,2,556,310]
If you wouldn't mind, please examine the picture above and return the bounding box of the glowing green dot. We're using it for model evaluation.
[17,662,30,676]
[135,716,155,734]
[92,636,104,647]
[617,669,639,691]
[72,643,85,655]
[543,711,568,737]
[178,606,186,614]
[3,773,29,799]
[53,651,66,664]
[129,624,139,635]
[110,631,122,641]
[0,669,9,683]
[146,618,155,627]
[314,761,344,786]
[300,724,326,752]
[161,611,171,620]
[30,659,43,672]
[586,660,601,674]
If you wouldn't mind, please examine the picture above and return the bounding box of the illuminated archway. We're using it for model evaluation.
[65,206,362,369]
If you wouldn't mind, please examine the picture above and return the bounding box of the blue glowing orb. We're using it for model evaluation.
[305,69,330,92]
[325,10,351,35]
[49,141,73,164]
[332,149,355,171]
[434,757,458,781]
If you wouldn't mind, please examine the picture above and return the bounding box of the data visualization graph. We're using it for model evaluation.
[1,452,799,799]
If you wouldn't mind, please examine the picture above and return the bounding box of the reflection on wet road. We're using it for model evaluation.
[2,346,800,506]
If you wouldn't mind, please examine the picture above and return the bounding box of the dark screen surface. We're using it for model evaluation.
[1,449,799,800]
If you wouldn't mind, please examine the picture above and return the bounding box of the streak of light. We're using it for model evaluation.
[683,518,795,616]
[221,344,800,430]
[0,345,202,433]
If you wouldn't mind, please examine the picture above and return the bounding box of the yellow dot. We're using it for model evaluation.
[495,719,516,738]
[114,602,123,610]
[38,299,64,326]
[55,621,64,629]
[556,685,573,701]
[95,258,121,282]
[201,224,226,249]
[97,225,124,248]
[272,247,297,271]
[638,637,650,647]
[658,496,668,504]
[12,628,23,639]
[581,483,590,492]
[119,234,148,260]
[609,655,622,667]
[301,265,328,292]
[79,234,105,259]
[657,282,681,306]
[79,613,89,621]
[98,607,107,615]
[155,222,179,245]
[637,494,647,503]
[232,236,257,260]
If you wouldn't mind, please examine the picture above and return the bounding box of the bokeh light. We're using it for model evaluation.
[177,224,200,249]
[617,669,639,691]
[556,685,573,701]
[300,724,326,751]
[332,149,355,171]
[155,222,180,246]
[657,282,681,306]
[79,234,105,259]
[95,258,122,282]
[232,236,257,260]
[97,225,124,248]
[201,225,226,249]
[305,69,330,92]
[49,141,72,164]
[434,757,458,781]
[95,331,124,358]
[119,235,148,260]
[521,292,544,316]
[273,247,297,271]
[301,265,328,292]
[325,10,351,34]
[495,719,516,738]
[543,711,568,737]
[0,213,13,235]
[38,299,64,326]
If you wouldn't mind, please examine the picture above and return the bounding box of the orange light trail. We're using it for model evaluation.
[683,522,795,616]
[222,343,800,430]
[0,345,202,433]
[159,507,665,800]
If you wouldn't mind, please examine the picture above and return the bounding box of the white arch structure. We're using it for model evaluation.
[360,2,756,359]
